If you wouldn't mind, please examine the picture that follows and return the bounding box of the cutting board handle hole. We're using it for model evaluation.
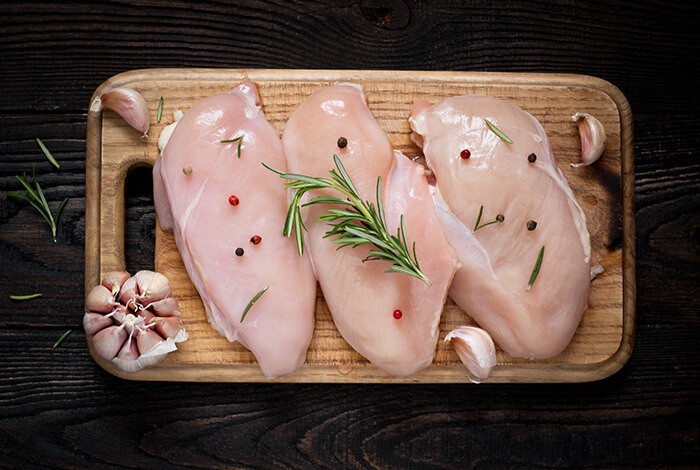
[124,165,155,272]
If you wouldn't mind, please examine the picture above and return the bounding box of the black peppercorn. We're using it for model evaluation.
[527,220,538,231]
[337,137,348,148]
[235,247,244,257]
[528,153,537,163]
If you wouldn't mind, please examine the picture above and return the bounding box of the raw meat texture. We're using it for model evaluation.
[410,95,590,359]
[282,84,458,376]
[153,81,317,378]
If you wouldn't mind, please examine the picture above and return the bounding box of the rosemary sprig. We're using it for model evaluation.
[53,329,73,349]
[526,245,545,291]
[8,167,69,242]
[220,136,243,158]
[473,205,503,232]
[9,293,43,301]
[484,118,513,144]
[156,96,164,123]
[36,138,60,169]
[264,155,431,286]
[241,286,269,323]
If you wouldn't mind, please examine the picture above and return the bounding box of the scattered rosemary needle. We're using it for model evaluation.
[156,96,164,123]
[526,245,545,291]
[36,138,60,169]
[241,286,269,323]
[264,154,431,286]
[484,118,513,144]
[220,136,243,158]
[53,329,73,349]
[9,293,43,301]
[7,167,69,242]
[473,205,503,232]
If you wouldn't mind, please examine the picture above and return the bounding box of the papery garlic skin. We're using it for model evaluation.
[90,87,150,138]
[445,326,497,383]
[83,270,187,373]
[571,112,607,167]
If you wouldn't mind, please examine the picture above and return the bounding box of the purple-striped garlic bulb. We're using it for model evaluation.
[83,270,188,372]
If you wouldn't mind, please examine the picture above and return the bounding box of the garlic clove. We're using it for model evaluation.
[110,304,128,324]
[148,297,180,316]
[571,112,607,167]
[92,325,127,361]
[101,271,130,297]
[91,87,150,138]
[136,328,165,355]
[83,312,114,336]
[85,285,118,313]
[134,270,171,304]
[445,326,497,383]
[118,275,139,308]
[157,109,184,152]
[590,263,605,280]
[138,338,178,367]
[112,340,144,373]
[153,316,188,342]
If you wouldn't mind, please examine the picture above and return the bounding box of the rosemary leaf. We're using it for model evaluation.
[9,169,69,242]
[484,119,513,144]
[473,205,503,232]
[265,155,431,286]
[526,245,545,291]
[156,96,164,123]
[240,286,269,323]
[36,138,60,169]
[220,136,243,158]
[473,205,484,231]
[53,329,73,349]
[9,293,43,301]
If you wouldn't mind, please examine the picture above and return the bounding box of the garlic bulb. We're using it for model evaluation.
[90,87,150,138]
[445,326,497,383]
[83,270,187,372]
[571,112,607,167]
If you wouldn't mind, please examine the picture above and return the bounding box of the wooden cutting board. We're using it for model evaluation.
[85,69,635,383]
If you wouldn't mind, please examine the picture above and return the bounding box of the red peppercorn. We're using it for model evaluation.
[393,309,403,320]
[250,235,262,245]
[460,149,471,159]
[228,195,240,206]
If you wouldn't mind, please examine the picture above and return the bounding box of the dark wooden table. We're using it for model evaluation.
[1,1,698,468]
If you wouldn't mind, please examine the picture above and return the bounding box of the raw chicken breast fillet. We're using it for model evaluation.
[153,81,317,378]
[410,95,590,359]
[282,84,458,376]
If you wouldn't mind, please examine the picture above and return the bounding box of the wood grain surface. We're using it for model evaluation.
[86,69,634,383]
[1,1,698,468]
